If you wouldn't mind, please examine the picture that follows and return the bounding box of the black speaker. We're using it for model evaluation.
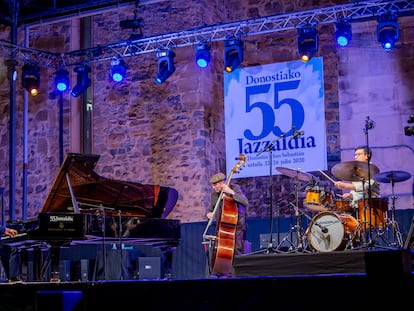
[138,257,161,280]
[403,215,414,249]
[365,249,411,278]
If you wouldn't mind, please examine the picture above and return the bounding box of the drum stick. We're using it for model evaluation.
[318,169,337,184]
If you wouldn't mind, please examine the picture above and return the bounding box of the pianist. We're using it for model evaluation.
[0,224,21,282]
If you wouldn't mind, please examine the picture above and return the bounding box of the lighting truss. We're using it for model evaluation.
[0,0,413,68]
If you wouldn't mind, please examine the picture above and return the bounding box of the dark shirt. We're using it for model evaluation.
[207,183,248,231]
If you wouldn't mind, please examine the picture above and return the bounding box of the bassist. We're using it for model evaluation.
[206,172,248,276]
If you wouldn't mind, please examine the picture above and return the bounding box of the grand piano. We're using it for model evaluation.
[9,152,181,281]
[33,152,180,239]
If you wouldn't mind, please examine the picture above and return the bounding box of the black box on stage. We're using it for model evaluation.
[138,257,161,280]
[365,249,412,278]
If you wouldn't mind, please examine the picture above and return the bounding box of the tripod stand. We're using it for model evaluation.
[372,170,411,248]
[274,167,315,252]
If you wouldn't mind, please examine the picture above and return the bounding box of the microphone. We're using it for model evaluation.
[292,127,304,139]
[365,116,375,130]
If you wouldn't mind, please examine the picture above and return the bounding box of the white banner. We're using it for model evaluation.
[224,57,327,178]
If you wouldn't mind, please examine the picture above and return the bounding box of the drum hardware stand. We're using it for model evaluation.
[358,178,372,248]
[275,175,309,253]
[345,226,361,250]
[374,171,412,248]
[385,179,403,248]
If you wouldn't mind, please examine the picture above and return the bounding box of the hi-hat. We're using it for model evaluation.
[374,171,411,183]
[276,167,318,182]
[331,161,379,182]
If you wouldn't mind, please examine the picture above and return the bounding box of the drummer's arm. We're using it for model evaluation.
[334,181,356,191]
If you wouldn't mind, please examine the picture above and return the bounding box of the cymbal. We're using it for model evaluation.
[374,171,412,183]
[276,167,318,182]
[331,161,379,182]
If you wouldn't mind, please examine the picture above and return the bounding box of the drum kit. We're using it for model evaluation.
[276,163,412,253]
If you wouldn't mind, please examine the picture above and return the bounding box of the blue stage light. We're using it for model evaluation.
[71,65,91,97]
[195,43,211,68]
[54,69,69,92]
[377,14,399,51]
[154,50,175,84]
[110,59,126,82]
[335,20,352,47]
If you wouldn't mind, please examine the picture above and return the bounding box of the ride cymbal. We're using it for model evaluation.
[276,167,318,182]
[331,161,379,182]
[374,171,411,183]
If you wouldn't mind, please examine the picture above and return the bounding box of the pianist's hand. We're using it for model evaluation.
[4,227,18,238]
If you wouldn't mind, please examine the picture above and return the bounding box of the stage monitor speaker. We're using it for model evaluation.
[138,257,161,280]
[80,259,89,281]
[403,215,414,249]
[260,232,297,250]
[59,260,71,282]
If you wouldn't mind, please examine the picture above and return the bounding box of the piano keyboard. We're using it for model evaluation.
[1,232,28,241]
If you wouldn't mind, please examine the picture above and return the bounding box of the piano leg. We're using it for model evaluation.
[161,246,176,280]
[49,243,62,282]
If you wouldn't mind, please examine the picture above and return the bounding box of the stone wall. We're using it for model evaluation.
[0,1,413,225]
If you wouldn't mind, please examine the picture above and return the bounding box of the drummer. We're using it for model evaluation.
[333,145,381,210]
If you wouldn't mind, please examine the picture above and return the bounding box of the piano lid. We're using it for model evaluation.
[40,153,178,218]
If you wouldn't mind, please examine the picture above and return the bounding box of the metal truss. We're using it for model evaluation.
[1,0,413,68]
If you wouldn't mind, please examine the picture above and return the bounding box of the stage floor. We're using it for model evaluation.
[0,248,412,311]
[234,248,413,278]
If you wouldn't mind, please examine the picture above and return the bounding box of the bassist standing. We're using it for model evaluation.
[205,169,248,277]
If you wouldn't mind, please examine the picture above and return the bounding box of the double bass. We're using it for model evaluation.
[202,154,246,276]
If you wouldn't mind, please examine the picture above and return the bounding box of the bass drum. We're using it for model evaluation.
[306,212,360,252]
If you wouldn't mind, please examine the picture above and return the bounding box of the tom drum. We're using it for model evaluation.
[303,186,334,212]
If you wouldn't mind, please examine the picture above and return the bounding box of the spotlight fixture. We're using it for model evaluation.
[224,38,243,73]
[195,43,211,68]
[335,20,352,47]
[120,17,144,30]
[110,59,126,82]
[377,14,399,51]
[120,17,144,40]
[297,25,318,62]
[54,69,69,92]
[119,0,144,40]
[154,50,176,84]
[22,64,40,96]
[71,65,91,97]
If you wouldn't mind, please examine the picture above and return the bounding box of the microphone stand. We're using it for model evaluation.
[254,131,289,254]
[363,116,374,247]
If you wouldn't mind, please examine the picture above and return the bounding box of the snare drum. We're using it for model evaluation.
[303,186,334,212]
[357,198,388,229]
[307,211,360,252]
